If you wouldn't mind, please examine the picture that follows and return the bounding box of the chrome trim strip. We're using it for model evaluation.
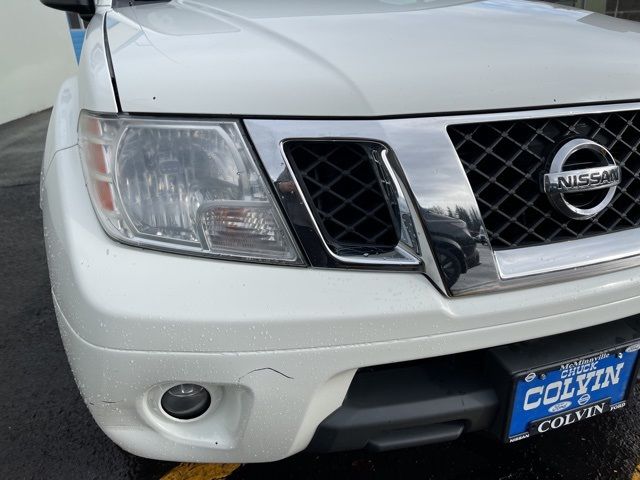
[245,101,640,296]
[495,228,640,280]
[430,101,640,126]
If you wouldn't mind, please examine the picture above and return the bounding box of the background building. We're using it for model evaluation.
[0,1,77,125]
[552,0,640,20]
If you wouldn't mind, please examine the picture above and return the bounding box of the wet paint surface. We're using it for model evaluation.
[2,111,640,480]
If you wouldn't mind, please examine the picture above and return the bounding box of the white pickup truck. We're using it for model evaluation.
[41,0,640,463]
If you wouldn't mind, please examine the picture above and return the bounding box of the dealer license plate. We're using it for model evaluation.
[506,343,640,442]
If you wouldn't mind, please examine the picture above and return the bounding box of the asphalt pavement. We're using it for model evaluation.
[2,110,640,480]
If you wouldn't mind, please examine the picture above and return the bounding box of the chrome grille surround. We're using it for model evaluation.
[245,101,640,296]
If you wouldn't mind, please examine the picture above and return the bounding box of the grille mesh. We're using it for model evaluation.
[448,111,640,249]
[283,140,400,255]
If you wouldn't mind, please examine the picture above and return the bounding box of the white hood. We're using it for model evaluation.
[105,0,640,117]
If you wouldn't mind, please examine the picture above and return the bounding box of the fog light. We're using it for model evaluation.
[161,384,211,420]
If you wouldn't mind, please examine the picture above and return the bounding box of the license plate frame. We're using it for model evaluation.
[504,341,640,443]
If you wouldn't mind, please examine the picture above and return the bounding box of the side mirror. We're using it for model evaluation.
[40,0,95,15]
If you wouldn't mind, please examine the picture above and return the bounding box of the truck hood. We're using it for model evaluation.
[105,0,640,117]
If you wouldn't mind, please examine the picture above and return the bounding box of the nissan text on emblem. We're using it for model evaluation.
[542,139,621,220]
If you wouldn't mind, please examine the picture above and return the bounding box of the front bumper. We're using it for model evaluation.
[43,145,640,462]
[309,316,640,452]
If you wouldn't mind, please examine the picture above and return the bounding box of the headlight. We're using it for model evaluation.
[78,112,303,264]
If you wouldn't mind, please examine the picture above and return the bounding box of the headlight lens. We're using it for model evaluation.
[79,112,302,264]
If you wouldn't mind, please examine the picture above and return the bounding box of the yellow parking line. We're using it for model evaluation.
[160,463,241,480]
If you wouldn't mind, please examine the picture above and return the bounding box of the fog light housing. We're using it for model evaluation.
[161,384,211,420]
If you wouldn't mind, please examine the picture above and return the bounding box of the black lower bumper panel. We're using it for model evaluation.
[307,316,640,453]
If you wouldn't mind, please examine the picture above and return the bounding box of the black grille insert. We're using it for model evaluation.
[283,140,400,255]
[448,111,640,249]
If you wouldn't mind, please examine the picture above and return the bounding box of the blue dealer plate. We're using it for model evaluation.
[507,343,640,442]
